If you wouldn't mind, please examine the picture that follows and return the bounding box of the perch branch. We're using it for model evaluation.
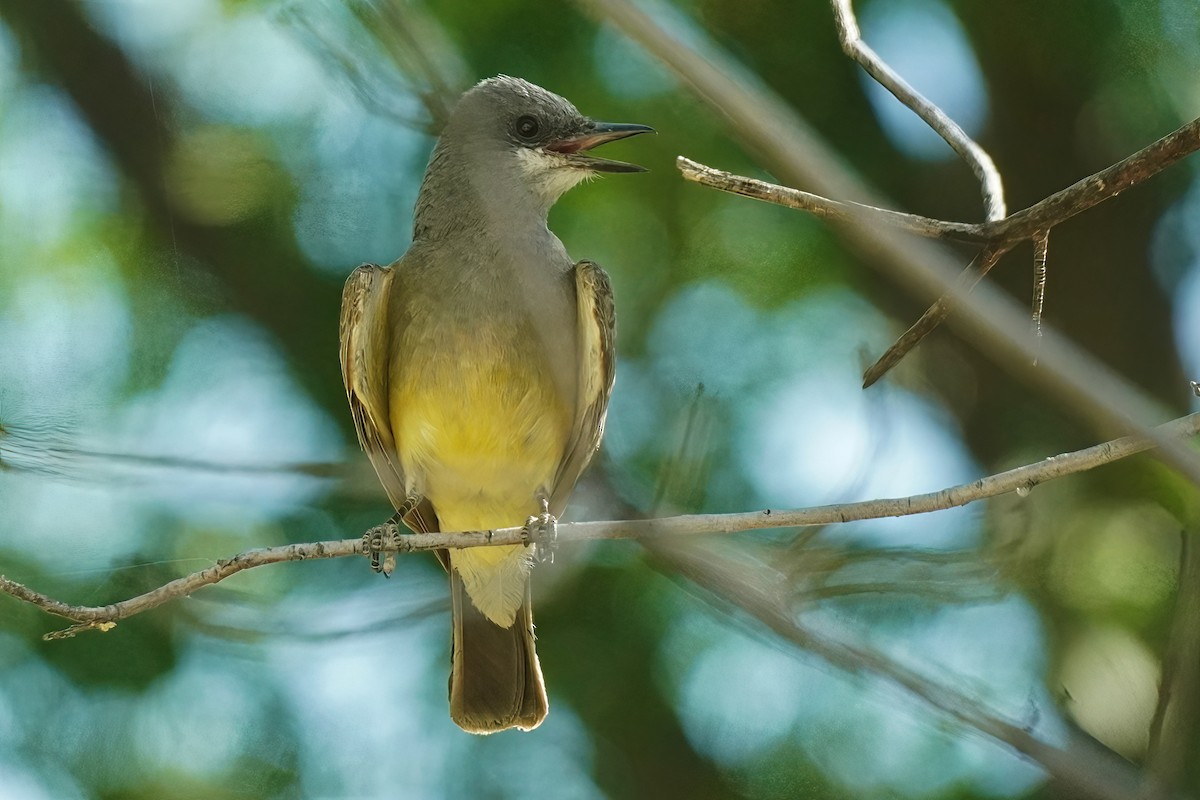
[5,412,1198,638]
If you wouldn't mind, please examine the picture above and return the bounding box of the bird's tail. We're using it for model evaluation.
[448,570,548,733]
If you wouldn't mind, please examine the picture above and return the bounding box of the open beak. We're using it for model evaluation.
[546,121,655,173]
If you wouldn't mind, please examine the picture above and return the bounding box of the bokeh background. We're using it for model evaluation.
[1,1,1199,798]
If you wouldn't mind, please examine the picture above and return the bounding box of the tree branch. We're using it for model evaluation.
[673,0,1200,388]
[830,0,1006,221]
[582,0,1200,489]
[861,242,1013,387]
[5,412,1198,638]
[676,156,989,241]
[0,541,360,639]
[677,113,1200,245]
[677,111,1200,385]
[650,537,1145,800]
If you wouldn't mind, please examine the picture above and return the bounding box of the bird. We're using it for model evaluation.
[338,75,651,733]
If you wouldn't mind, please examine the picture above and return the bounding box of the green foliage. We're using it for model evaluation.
[1,0,1198,797]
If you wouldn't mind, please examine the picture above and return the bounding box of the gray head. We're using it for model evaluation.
[419,76,653,221]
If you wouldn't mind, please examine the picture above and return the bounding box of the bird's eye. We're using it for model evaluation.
[515,115,541,141]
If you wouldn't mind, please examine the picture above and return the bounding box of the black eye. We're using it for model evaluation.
[515,114,540,141]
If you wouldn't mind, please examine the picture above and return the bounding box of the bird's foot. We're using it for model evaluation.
[523,498,558,564]
[363,495,421,576]
[363,522,400,576]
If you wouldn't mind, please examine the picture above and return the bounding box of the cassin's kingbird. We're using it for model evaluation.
[339,76,651,733]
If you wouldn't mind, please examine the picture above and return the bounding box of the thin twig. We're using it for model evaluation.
[677,114,1200,245]
[5,412,1198,638]
[676,157,988,241]
[0,541,360,635]
[829,0,1005,221]
[676,115,1200,383]
[1031,229,1050,361]
[583,0,1200,486]
[862,242,1012,387]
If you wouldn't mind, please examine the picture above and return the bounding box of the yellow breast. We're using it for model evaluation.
[391,328,572,532]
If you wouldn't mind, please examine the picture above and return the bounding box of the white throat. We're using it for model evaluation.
[514,148,594,206]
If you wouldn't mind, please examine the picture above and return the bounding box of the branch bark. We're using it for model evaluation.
[677,116,1200,246]
[581,0,1200,489]
[5,412,1198,638]
[676,157,989,241]
[830,0,1005,221]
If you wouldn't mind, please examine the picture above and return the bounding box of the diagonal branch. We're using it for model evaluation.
[673,0,1200,385]
[862,242,1013,387]
[830,0,1005,221]
[581,0,1200,488]
[651,537,1143,800]
[678,110,1200,385]
[992,116,1200,239]
[5,412,1198,638]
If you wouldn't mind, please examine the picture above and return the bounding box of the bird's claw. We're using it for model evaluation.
[524,502,558,564]
[363,525,398,576]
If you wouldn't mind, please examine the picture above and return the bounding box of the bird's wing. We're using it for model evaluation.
[339,264,406,503]
[550,260,617,515]
[340,263,441,544]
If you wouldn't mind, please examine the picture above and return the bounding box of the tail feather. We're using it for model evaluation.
[448,570,547,733]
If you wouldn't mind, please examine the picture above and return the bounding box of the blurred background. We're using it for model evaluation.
[1,0,1199,798]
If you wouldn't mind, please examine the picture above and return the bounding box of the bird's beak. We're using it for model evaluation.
[546,121,655,173]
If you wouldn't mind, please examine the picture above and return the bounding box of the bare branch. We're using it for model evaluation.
[582,0,1200,486]
[676,134,1200,412]
[677,118,1200,246]
[0,540,361,637]
[669,9,1199,386]
[677,156,988,241]
[676,115,1200,376]
[862,242,1012,387]
[5,412,1198,637]
[829,0,1005,221]
[992,117,1200,239]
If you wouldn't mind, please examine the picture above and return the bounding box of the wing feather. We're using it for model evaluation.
[550,260,616,514]
[339,264,406,503]
[340,263,441,542]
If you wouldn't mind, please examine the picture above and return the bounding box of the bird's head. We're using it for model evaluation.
[447,75,653,207]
